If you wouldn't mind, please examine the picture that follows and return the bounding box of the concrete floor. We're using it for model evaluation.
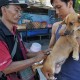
[24,38,50,80]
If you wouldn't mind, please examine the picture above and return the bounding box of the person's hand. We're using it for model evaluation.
[35,51,47,62]
[35,49,51,62]
[44,48,52,55]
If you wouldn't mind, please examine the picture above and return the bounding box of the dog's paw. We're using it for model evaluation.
[55,66,61,74]
[49,76,57,80]
[72,54,79,61]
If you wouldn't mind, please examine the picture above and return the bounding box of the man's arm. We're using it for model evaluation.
[26,49,40,58]
[49,23,57,48]
[49,21,62,48]
[0,41,47,75]
[3,51,46,74]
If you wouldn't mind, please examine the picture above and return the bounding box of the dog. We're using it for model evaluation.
[32,13,80,80]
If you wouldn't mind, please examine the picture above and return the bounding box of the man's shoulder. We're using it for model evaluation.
[52,21,62,31]
[53,21,62,27]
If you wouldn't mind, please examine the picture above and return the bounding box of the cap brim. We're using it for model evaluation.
[9,3,28,8]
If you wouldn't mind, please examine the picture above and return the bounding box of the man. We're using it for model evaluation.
[48,0,80,80]
[0,0,47,80]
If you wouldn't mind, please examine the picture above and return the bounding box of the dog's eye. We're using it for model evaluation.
[69,22,74,26]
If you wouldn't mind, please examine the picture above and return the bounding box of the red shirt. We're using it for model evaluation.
[0,41,12,71]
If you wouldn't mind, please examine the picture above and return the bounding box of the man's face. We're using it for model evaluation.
[4,4,22,24]
[52,0,71,19]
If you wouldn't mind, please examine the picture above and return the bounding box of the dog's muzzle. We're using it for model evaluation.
[64,30,74,35]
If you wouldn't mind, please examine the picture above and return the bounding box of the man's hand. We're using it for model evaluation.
[44,48,52,55]
[35,51,47,62]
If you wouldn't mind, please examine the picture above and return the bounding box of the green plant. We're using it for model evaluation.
[75,0,80,12]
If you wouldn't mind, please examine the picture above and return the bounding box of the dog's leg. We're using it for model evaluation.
[49,75,57,80]
[41,63,56,80]
[41,66,54,79]
[70,37,79,60]
[49,67,56,80]
[55,59,65,73]
[73,41,79,60]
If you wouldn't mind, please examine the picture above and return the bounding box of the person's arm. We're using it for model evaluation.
[26,49,47,58]
[49,23,56,48]
[26,48,52,58]
[49,21,62,48]
[26,49,40,58]
[0,41,47,75]
[3,53,46,74]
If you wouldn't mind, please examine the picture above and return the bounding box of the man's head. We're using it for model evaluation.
[0,0,28,24]
[50,0,75,8]
[50,0,76,19]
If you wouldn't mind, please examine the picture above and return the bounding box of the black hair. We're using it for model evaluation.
[50,0,76,8]
[0,9,2,16]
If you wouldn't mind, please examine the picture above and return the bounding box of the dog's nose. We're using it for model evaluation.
[64,30,70,35]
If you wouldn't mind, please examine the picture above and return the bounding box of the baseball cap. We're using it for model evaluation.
[0,0,28,9]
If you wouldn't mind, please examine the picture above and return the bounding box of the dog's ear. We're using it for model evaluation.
[78,14,80,23]
[61,14,69,25]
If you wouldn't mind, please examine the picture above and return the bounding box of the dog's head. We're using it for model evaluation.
[61,13,80,36]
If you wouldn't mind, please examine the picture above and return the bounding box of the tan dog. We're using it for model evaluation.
[33,13,80,80]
